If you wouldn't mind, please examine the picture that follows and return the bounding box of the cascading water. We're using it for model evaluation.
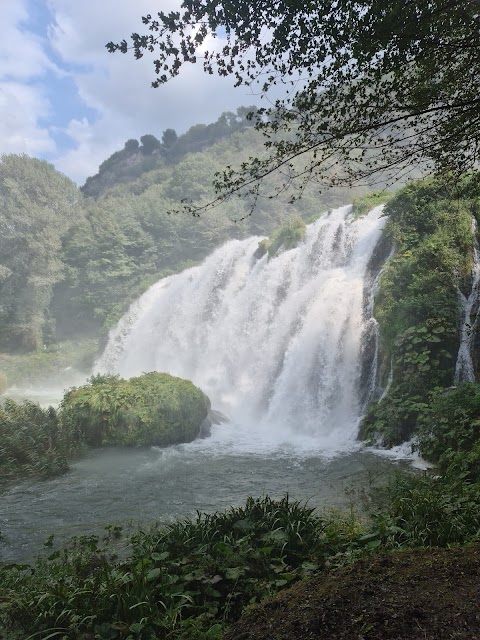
[2,205,396,564]
[96,205,386,454]
[455,219,480,383]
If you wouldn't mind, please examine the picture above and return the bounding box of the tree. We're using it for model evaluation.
[107,1,480,212]
[124,138,140,153]
[0,155,79,351]
[162,128,178,148]
[140,134,162,155]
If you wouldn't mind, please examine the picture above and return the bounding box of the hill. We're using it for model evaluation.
[0,112,365,358]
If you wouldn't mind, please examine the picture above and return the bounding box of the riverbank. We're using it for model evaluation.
[0,338,98,394]
[226,545,480,640]
[1,474,480,639]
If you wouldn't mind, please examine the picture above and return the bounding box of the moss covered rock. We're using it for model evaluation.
[255,215,307,259]
[61,372,210,447]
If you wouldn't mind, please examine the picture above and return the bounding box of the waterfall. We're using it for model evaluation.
[96,205,386,451]
[455,219,480,383]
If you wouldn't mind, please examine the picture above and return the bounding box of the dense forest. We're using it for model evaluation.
[0,110,362,359]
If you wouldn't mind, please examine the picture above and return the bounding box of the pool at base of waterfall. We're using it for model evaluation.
[0,422,402,563]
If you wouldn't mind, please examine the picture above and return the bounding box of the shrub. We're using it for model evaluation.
[369,472,480,548]
[0,399,83,480]
[261,215,306,258]
[61,371,210,447]
[416,383,480,480]
[0,496,335,639]
[351,190,392,218]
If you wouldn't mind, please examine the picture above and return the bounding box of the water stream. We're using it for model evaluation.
[455,219,480,383]
[97,205,386,446]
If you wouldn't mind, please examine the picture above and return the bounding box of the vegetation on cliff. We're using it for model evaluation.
[255,215,307,259]
[361,178,477,446]
[416,383,480,481]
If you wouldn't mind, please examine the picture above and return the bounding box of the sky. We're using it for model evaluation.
[0,0,260,184]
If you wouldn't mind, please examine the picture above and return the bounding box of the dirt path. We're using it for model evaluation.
[225,546,480,640]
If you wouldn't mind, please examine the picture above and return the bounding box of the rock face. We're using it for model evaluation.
[198,408,230,438]
[61,372,211,447]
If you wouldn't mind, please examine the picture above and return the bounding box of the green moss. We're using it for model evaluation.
[351,191,392,218]
[255,238,270,258]
[61,371,210,447]
[260,215,307,259]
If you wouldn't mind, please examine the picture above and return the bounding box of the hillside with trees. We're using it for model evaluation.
[80,108,258,199]
[0,112,365,362]
[109,1,479,214]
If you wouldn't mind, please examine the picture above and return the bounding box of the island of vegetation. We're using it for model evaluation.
[0,372,210,481]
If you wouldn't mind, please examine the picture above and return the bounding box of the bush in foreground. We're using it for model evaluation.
[1,477,479,639]
[0,496,336,640]
[416,383,480,481]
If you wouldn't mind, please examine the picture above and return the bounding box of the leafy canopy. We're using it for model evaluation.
[107,1,480,212]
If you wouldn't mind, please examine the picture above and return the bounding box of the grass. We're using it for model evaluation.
[351,190,392,218]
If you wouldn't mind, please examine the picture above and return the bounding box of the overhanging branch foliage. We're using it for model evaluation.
[107,0,480,213]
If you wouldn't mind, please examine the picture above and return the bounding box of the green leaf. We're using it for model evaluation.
[146,567,161,581]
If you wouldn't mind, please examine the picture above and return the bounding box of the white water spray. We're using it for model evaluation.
[96,206,386,452]
[455,219,480,383]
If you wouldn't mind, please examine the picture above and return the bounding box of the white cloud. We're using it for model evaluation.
[0,82,55,155]
[0,0,54,79]
[0,0,57,158]
[1,0,260,183]
[47,0,259,183]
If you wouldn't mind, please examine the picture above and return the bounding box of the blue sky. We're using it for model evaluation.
[0,0,259,184]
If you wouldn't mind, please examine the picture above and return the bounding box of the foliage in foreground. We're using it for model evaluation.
[109,2,479,212]
[1,477,480,640]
